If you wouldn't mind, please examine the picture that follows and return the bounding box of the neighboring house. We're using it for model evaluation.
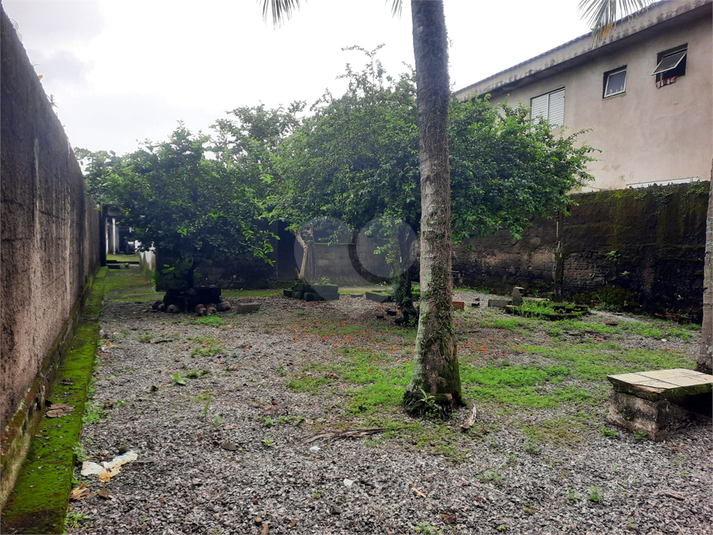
[455,0,712,191]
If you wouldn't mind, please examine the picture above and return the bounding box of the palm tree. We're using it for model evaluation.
[262,0,463,415]
[261,0,668,417]
[579,0,655,40]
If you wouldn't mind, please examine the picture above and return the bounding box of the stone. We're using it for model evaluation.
[512,287,524,306]
[365,292,391,303]
[607,368,713,440]
[488,299,511,308]
[234,302,261,314]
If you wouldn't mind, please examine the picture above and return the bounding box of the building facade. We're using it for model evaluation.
[455,0,712,191]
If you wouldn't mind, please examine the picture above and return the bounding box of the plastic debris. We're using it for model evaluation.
[343,479,355,488]
[309,445,320,452]
[81,450,138,481]
[80,462,105,476]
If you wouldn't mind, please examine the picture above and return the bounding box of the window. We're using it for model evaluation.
[530,88,565,127]
[652,44,687,82]
[603,66,627,97]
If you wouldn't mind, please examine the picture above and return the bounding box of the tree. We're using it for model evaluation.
[79,125,274,289]
[261,0,462,415]
[261,0,655,415]
[578,0,655,41]
[449,98,593,239]
[269,46,420,283]
[698,162,713,374]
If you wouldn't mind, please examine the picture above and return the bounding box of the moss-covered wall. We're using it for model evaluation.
[0,5,101,507]
[454,182,708,319]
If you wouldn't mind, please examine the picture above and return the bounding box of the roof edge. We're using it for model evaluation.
[455,0,712,99]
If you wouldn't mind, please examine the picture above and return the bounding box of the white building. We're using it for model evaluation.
[455,0,712,191]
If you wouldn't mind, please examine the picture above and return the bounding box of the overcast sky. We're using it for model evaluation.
[4,0,593,155]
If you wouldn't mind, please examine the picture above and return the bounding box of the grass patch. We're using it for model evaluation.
[222,289,283,298]
[521,417,591,447]
[189,336,223,357]
[480,316,528,332]
[192,315,227,326]
[104,269,157,302]
[517,344,693,381]
[460,363,594,408]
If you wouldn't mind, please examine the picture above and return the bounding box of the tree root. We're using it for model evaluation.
[402,389,464,419]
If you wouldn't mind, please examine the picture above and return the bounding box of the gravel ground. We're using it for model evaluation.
[68,287,713,535]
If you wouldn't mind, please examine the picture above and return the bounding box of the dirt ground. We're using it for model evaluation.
[67,267,712,535]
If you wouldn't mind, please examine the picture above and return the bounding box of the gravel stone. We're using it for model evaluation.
[67,293,713,535]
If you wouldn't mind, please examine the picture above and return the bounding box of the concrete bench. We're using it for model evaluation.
[607,368,713,440]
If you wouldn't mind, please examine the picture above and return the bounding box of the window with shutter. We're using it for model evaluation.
[530,88,565,127]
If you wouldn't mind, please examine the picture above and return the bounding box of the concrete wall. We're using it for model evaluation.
[1,5,101,500]
[454,183,708,320]
[456,0,712,192]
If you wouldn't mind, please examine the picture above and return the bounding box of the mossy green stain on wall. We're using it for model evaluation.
[1,272,105,534]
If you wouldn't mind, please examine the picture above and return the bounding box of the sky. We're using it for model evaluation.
[4,0,593,155]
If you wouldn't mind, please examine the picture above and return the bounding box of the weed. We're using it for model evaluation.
[413,522,443,535]
[185,369,206,379]
[203,398,212,419]
[566,487,580,503]
[213,416,221,430]
[588,487,602,503]
[524,440,542,455]
[263,417,274,428]
[496,525,506,532]
[601,426,619,438]
[72,442,86,463]
[171,372,187,386]
[634,431,648,441]
[262,437,273,447]
[419,388,440,416]
[138,332,153,343]
[278,365,287,377]
[82,403,106,424]
[312,489,323,499]
[64,510,91,530]
[478,467,504,484]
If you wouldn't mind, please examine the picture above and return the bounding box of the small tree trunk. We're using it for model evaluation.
[294,229,309,282]
[698,162,713,374]
[395,227,417,326]
[403,0,463,416]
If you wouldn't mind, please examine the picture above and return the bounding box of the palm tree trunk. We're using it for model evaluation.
[403,0,463,415]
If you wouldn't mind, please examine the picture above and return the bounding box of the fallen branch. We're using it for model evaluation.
[411,487,427,498]
[303,427,389,444]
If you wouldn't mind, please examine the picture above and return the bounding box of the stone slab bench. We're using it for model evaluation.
[607,368,713,440]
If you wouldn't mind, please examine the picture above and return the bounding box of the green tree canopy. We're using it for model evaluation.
[78,125,274,288]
